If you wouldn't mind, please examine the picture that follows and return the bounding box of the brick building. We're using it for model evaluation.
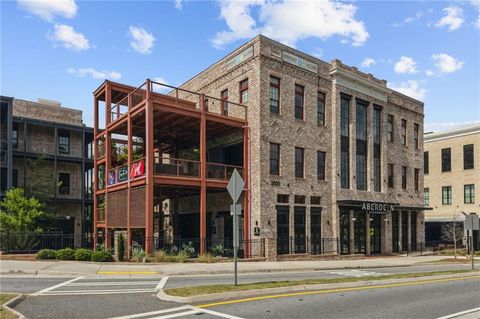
[94,35,425,259]
[423,124,479,247]
[0,96,94,239]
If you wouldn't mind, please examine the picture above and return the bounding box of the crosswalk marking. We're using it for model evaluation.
[107,305,245,319]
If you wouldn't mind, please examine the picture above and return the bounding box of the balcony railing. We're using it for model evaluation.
[154,157,199,177]
[207,163,243,181]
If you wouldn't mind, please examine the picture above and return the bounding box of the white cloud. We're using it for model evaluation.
[425,121,480,132]
[471,1,480,28]
[48,24,90,51]
[212,0,369,49]
[435,6,464,31]
[390,80,427,101]
[394,56,417,74]
[17,0,77,22]
[432,53,464,73]
[393,11,423,27]
[152,77,172,93]
[174,0,183,10]
[360,57,375,68]
[425,69,434,76]
[68,67,122,80]
[128,26,156,54]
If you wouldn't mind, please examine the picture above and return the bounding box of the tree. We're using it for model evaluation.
[441,212,464,259]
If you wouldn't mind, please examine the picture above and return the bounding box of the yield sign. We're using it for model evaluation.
[227,169,244,204]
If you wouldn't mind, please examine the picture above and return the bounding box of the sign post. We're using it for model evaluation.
[465,214,479,270]
[227,169,244,286]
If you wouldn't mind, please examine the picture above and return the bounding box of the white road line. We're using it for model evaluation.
[106,306,193,319]
[68,281,158,286]
[197,307,245,319]
[32,276,84,296]
[155,276,169,291]
[435,307,480,319]
[40,288,156,296]
[149,309,201,319]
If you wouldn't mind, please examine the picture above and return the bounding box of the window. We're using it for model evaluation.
[441,148,451,172]
[402,166,407,189]
[317,151,326,180]
[221,89,228,116]
[12,123,18,149]
[414,168,420,191]
[295,147,304,178]
[340,95,350,189]
[310,196,321,205]
[58,173,70,195]
[387,115,394,142]
[58,129,70,154]
[464,184,475,204]
[414,123,419,149]
[442,186,452,205]
[269,76,280,114]
[269,143,280,175]
[12,169,18,188]
[424,152,429,174]
[424,188,429,206]
[317,92,325,126]
[277,194,289,203]
[294,195,306,204]
[239,79,249,103]
[388,164,394,188]
[373,107,381,192]
[464,144,474,170]
[356,101,368,190]
[294,84,304,120]
[401,119,407,146]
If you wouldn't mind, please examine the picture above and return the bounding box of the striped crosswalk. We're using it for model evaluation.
[106,305,244,319]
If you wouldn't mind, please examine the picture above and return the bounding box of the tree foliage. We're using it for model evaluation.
[0,187,46,232]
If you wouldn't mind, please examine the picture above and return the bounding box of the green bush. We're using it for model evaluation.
[181,241,196,258]
[197,253,216,263]
[91,250,113,262]
[36,249,56,260]
[75,248,93,261]
[117,234,125,261]
[55,248,75,260]
[131,250,146,263]
[212,244,224,257]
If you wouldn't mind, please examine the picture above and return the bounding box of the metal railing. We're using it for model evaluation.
[207,163,243,180]
[0,232,95,253]
[154,157,199,177]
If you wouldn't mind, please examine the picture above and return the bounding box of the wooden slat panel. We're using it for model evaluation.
[130,186,146,228]
[106,189,127,227]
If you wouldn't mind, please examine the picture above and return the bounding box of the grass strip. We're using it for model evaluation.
[164,269,478,297]
[0,294,19,319]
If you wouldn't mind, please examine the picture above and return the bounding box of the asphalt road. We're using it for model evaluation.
[0,263,472,293]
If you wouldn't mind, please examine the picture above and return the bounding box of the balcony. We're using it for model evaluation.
[154,157,199,177]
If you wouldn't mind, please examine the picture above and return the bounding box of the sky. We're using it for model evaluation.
[1,0,479,131]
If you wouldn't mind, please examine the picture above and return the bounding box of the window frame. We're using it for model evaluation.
[269,76,280,114]
[269,142,280,176]
[414,168,420,191]
[463,144,474,170]
[317,91,325,126]
[442,186,452,205]
[424,187,430,206]
[294,84,304,120]
[58,129,70,154]
[424,151,429,175]
[58,172,70,195]
[295,147,305,178]
[401,119,407,146]
[388,163,394,188]
[387,114,394,143]
[317,151,326,180]
[221,89,228,116]
[401,166,407,190]
[413,123,419,150]
[239,78,249,103]
[441,148,451,172]
[464,184,475,204]
[12,123,18,149]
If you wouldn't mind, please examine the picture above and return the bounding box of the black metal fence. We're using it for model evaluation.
[0,232,95,253]
[277,237,338,255]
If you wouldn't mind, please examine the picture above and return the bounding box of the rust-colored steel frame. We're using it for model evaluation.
[93,79,250,256]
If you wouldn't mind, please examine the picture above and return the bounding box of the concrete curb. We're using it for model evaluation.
[156,272,480,304]
[2,293,28,319]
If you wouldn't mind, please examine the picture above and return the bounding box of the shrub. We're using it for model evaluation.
[55,248,75,260]
[181,241,196,258]
[75,248,92,261]
[168,251,188,263]
[154,250,168,262]
[117,234,125,261]
[212,244,224,257]
[197,253,216,263]
[131,250,146,263]
[91,250,113,262]
[36,249,56,260]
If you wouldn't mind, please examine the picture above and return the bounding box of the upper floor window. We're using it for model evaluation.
[239,79,249,103]
[340,95,350,189]
[277,194,289,203]
[317,151,326,180]
[442,186,452,205]
[441,148,451,172]
[269,143,280,175]
[464,184,475,204]
[295,147,304,178]
[269,76,280,114]
[388,163,394,188]
[424,152,429,174]
[221,89,228,116]
[310,196,321,205]
[414,123,419,150]
[58,129,70,154]
[401,119,407,146]
[294,195,306,204]
[414,168,420,191]
[58,172,70,195]
[317,92,325,126]
[402,166,407,189]
[12,123,18,149]
[294,84,304,120]
[463,144,474,170]
[424,188,430,206]
[387,114,394,142]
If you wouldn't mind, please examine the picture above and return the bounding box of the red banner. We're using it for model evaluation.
[130,160,145,178]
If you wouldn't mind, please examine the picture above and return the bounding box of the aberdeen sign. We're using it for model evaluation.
[361,202,395,214]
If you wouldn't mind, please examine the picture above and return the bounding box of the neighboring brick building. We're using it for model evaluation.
[0,97,94,239]
[423,124,479,247]
[94,35,425,259]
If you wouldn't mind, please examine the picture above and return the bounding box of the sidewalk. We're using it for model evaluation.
[0,255,453,276]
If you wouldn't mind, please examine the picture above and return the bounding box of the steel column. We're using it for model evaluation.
[199,94,207,254]
[145,79,154,254]
[243,126,250,257]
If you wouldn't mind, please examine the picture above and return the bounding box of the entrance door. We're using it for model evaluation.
[276,206,289,254]
[339,208,350,255]
[294,206,306,253]
[370,214,382,254]
[392,211,399,252]
[410,211,417,251]
[310,207,322,254]
[354,211,366,254]
[402,211,408,251]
